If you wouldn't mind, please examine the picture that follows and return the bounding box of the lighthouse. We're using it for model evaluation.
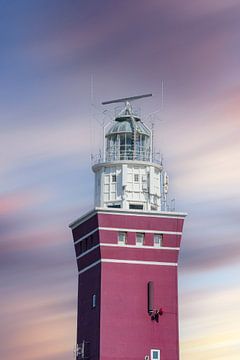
[69,94,186,360]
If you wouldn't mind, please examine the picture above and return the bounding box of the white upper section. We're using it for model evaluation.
[92,101,169,212]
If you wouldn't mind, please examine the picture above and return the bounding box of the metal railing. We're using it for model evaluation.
[91,149,162,165]
[105,147,151,162]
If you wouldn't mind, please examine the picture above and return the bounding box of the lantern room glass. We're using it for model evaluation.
[105,118,151,162]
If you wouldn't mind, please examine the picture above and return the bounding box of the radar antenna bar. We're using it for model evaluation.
[102,93,152,105]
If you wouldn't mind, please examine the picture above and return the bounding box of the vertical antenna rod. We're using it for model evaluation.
[161,80,164,110]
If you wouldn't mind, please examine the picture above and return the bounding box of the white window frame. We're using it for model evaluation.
[153,234,162,247]
[151,349,160,360]
[112,174,116,183]
[136,233,144,246]
[118,232,127,245]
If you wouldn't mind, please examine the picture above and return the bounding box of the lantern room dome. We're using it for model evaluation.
[106,115,151,137]
[105,111,151,163]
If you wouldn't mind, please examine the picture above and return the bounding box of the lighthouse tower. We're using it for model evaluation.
[69,94,186,360]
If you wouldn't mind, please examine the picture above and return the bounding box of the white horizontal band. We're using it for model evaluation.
[101,259,177,266]
[69,207,187,229]
[78,260,101,274]
[76,244,100,259]
[74,228,99,245]
[78,258,177,274]
[74,227,182,244]
[96,209,186,220]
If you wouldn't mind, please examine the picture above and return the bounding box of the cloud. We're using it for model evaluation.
[154,94,240,202]
[0,189,51,216]
[179,0,240,17]
[0,285,76,360]
[181,238,240,272]
[0,118,96,176]
[13,0,238,93]
[180,285,240,360]
[0,2,240,359]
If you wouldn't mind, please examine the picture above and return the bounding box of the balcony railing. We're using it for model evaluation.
[105,147,151,162]
[91,148,162,165]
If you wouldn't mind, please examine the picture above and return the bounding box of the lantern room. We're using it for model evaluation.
[92,95,169,212]
[105,102,151,162]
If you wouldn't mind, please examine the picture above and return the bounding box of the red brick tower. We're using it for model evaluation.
[70,94,186,360]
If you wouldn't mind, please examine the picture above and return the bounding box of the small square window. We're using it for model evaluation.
[154,234,162,247]
[112,174,116,182]
[134,174,139,182]
[136,233,144,246]
[118,232,126,245]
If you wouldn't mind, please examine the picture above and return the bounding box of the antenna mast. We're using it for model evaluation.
[161,80,164,110]
[102,93,152,105]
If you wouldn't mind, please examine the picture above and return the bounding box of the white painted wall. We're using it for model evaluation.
[93,161,163,211]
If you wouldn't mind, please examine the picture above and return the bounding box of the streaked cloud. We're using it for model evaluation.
[0,119,93,174]
[180,284,240,360]
[0,1,239,359]
[0,279,76,360]
[0,189,49,216]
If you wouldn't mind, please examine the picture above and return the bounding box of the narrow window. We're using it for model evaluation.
[112,174,116,182]
[151,349,160,360]
[134,174,139,182]
[142,174,148,191]
[129,204,143,210]
[82,239,87,252]
[153,234,162,247]
[89,235,93,248]
[92,294,96,308]
[79,241,83,254]
[107,204,121,208]
[118,232,126,245]
[136,233,144,246]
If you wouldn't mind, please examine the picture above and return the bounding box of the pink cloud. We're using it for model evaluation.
[0,288,75,360]
[222,87,240,118]
[180,285,240,360]
[0,190,50,216]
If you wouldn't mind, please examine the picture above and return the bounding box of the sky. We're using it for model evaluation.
[0,0,240,359]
